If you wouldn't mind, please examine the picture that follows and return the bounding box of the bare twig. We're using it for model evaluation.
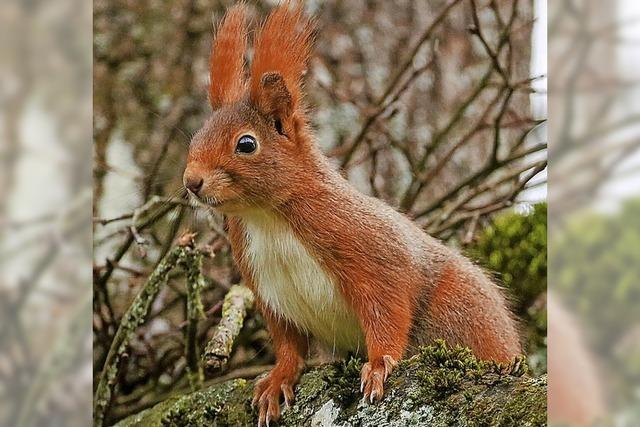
[339,0,465,167]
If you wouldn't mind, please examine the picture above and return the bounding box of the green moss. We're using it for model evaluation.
[412,340,527,401]
[496,376,547,426]
[155,379,253,427]
[326,357,364,406]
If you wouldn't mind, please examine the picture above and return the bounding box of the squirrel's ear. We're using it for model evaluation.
[208,4,248,109]
[249,1,313,126]
[255,72,293,123]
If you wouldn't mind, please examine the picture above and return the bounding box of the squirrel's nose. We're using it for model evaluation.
[184,176,204,195]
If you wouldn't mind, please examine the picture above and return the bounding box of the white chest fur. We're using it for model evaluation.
[240,211,364,354]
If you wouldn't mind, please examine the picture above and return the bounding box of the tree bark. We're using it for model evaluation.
[114,343,546,426]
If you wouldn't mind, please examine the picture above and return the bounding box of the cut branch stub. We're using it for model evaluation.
[203,285,255,371]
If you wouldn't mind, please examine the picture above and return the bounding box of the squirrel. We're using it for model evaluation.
[183,2,521,425]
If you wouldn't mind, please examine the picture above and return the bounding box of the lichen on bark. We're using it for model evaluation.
[203,285,255,371]
[94,245,206,427]
[114,341,547,427]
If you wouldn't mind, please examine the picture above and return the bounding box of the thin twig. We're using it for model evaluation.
[339,0,465,167]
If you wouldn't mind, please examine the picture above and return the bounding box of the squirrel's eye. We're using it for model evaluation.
[235,135,257,154]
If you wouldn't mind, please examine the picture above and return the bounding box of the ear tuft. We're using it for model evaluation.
[250,1,314,117]
[209,3,248,109]
[257,72,293,121]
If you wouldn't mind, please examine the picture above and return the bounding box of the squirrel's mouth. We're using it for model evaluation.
[202,197,224,209]
[188,192,224,209]
[206,198,224,208]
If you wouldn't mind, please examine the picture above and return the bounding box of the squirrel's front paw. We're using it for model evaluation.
[360,355,397,403]
[252,373,296,427]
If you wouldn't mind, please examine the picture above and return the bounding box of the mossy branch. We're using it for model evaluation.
[114,341,546,427]
[203,285,255,371]
[180,247,206,389]
[94,243,206,427]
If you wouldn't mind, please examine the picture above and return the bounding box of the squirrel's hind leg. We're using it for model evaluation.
[347,283,412,403]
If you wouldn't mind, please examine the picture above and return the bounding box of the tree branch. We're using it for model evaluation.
[203,285,255,372]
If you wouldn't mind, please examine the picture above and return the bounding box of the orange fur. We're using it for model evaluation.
[426,264,520,362]
[249,0,313,113]
[208,3,248,108]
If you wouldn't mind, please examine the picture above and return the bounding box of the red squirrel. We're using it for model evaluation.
[183,2,521,425]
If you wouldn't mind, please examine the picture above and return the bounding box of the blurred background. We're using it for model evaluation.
[548,1,640,425]
[0,0,636,425]
[0,0,92,426]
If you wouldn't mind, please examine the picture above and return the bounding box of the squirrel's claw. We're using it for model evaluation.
[360,355,397,404]
[281,383,295,408]
[255,389,279,427]
[254,374,296,426]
